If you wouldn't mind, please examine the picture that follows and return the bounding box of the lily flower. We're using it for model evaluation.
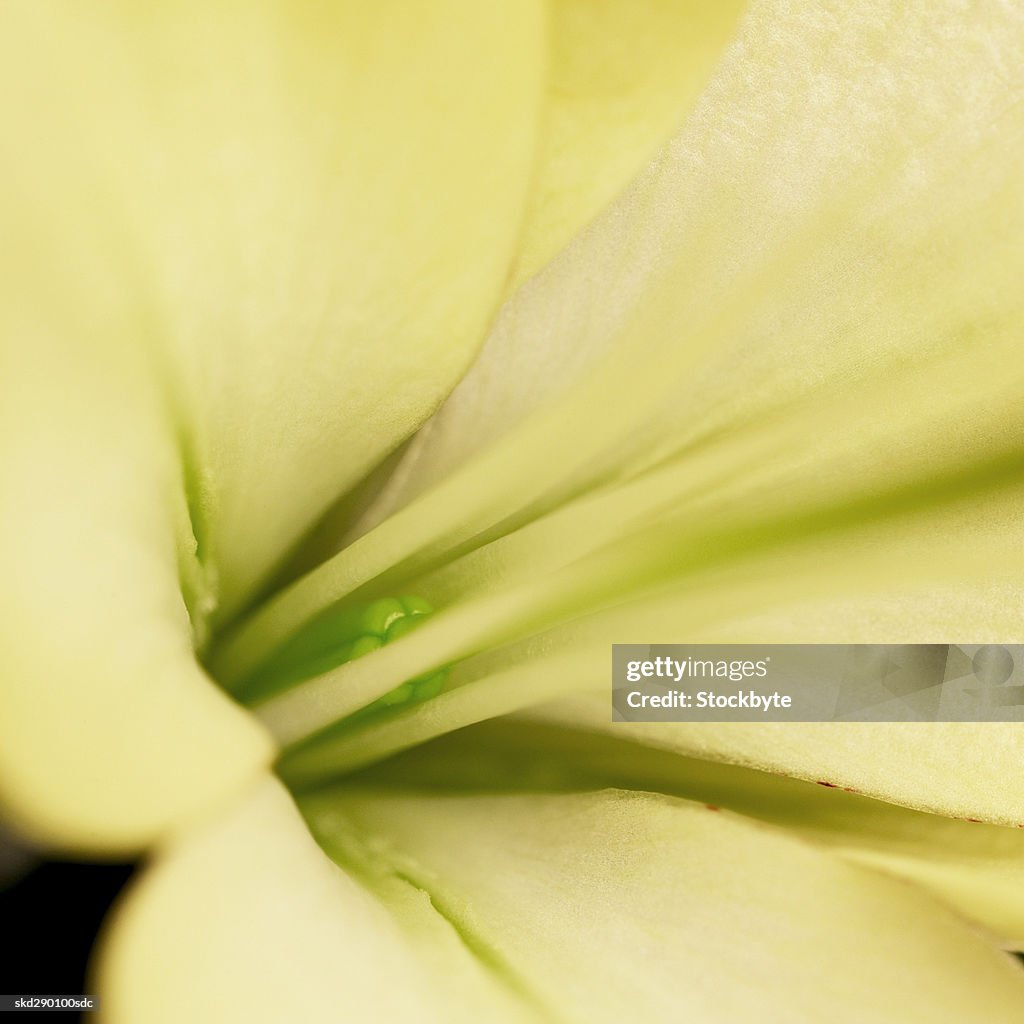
[3,1,1024,1020]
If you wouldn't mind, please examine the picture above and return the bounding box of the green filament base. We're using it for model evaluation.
[233,595,446,711]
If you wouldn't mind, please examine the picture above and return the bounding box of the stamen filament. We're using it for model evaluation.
[278,649,599,788]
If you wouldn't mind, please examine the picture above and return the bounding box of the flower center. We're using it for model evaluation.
[206,593,452,789]
[225,594,446,707]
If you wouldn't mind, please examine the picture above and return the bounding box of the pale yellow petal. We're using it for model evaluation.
[97,778,537,1024]
[218,0,1024,689]
[512,0,745,286]
[99,778,1024,1022]
[350,719,1024,948]
[0,333,271,855]
[306,786,1024,1023]
[0,1,546,623]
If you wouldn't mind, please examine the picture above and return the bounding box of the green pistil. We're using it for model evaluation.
[229,595,447,713]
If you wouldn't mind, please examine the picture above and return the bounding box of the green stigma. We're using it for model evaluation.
[229,595,447,713]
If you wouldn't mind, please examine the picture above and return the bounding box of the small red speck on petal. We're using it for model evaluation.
[704,803,720,811]
[816,781,838,788]
[966,817,983,823]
